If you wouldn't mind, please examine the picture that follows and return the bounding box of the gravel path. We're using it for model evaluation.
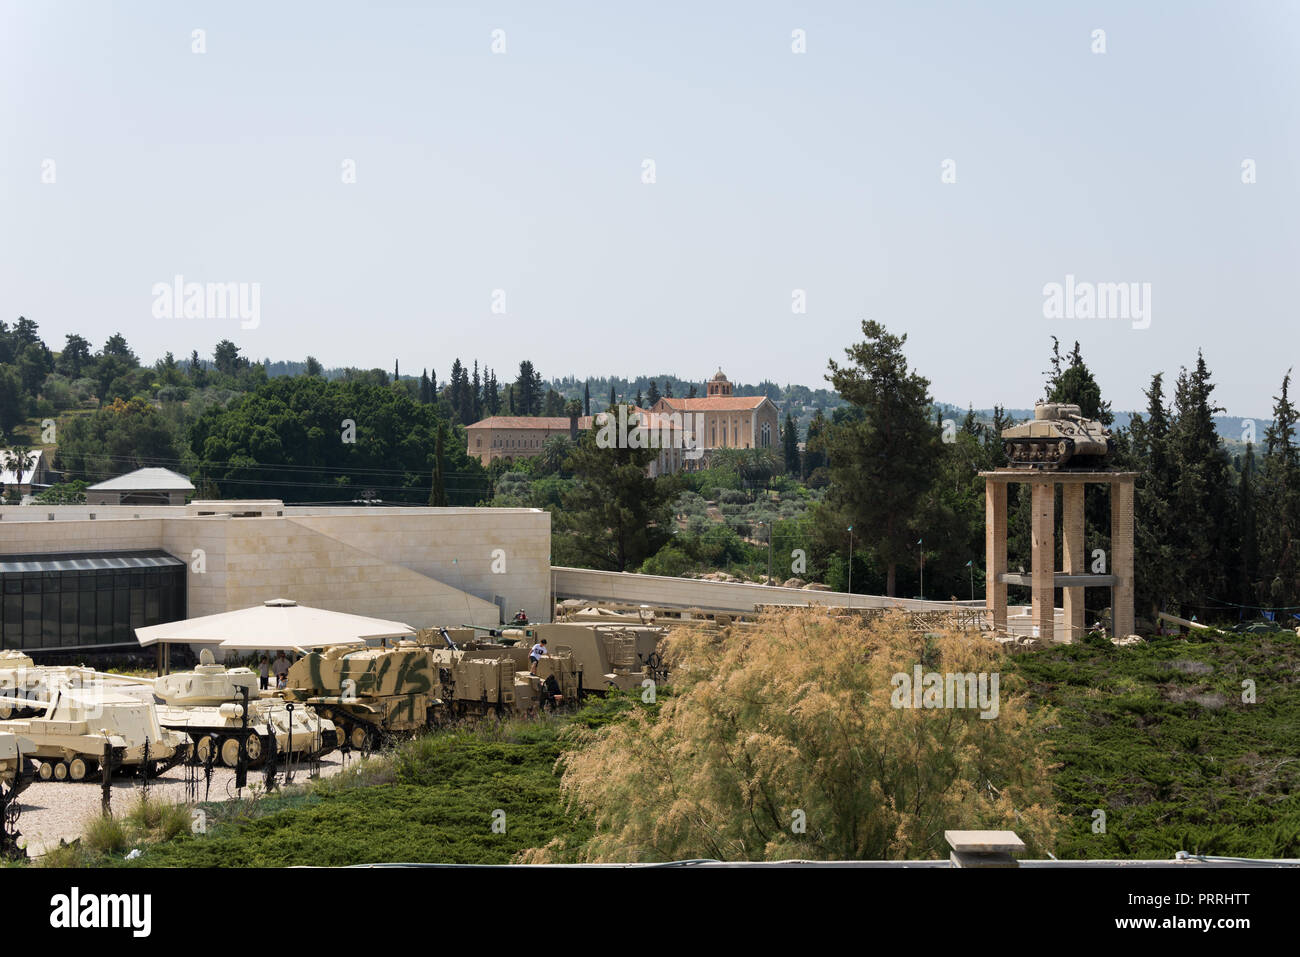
[14,751,359,858]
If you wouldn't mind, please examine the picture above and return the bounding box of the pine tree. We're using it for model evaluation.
[1131,373,1177,620]
[584,381,591,416]
[429,423,448,506]
[782,412,800,475]
[635,389,644,408]
[823,321,938,595]
[394,359,400,382]
[1257,371,1300,604]
[609,385,616,410]
[472,361,483,423]
[664,380,674,399]
[647,381,661,406]
[1167,353,1234,614]
[688,384,698,399]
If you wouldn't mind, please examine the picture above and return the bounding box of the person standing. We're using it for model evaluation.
[529,638,546,674]
[272,650,290,688]
[258,654,270,691]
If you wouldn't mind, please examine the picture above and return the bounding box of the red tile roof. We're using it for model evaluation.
[655,396,771,412]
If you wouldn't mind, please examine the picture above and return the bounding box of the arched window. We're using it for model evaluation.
[761,423,771,448]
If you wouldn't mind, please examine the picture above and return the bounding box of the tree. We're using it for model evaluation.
[1046,340,1113,425]
[515,361,542,417]
[537,609,1058,862]
[429,423,448,506]
[822,320,939,596]
[552,424,675,571]
[213,340,247,376]
[1257,371,1300,604]
[304,356,324,378]
[55,397,182,481]
[58,334,93,378]
[1130,373,1178,620]
[782,412,800,475]
[583,381,591,416]
[1166,352,1234,613]
[647,381,661,406]
[0,366,25,436]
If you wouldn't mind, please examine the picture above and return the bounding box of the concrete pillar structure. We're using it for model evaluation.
[981,471,1137,644]
[1030,481,1055,642]
[1111,476,1136,637]
[1061,483,1086,641]
[985,481,1008,630]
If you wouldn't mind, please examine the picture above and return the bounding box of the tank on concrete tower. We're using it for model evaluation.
[1001,401,1114,470]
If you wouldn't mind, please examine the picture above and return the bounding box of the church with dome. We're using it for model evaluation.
[647,369,781,471]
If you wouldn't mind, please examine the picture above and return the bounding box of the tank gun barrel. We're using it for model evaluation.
[441,627,459,650]
[0,691,53,710]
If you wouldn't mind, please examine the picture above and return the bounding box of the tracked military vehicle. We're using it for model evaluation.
[150,650,337,766]
[1001,401,1114,470]
[423,630,579,715]
[281,640,441,749]
[518,622,668,693]
[0,683,190,781]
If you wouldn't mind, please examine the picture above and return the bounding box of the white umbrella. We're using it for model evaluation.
[135,598,416,651]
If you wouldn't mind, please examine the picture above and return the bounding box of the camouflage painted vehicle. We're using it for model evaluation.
[0,684,190,782]
[281,641,441,749]
[1001,401,1114,470]
[152,650,337,766]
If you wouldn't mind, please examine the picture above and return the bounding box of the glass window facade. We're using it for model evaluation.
[0,551,186,651]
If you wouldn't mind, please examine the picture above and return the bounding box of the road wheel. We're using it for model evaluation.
[68,758,89,781]
[245,734,263,763]
[38,761,54,781]
[350,725,368,750]
[219,736,243,767]
[195,735,216,763]
[53,761,69,781]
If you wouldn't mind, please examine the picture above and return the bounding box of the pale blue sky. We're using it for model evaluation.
[2,1,1297,416]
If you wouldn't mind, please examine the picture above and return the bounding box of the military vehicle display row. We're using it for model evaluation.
[0,620,670,780]
[282,620,668,747]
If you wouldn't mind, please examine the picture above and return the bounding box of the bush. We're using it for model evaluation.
[549,609,1059,862]
[640,544,694,577]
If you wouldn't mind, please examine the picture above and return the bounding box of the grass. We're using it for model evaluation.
[1012,627,1300,859]
[31,631,1300,865]
[36,698,644,868]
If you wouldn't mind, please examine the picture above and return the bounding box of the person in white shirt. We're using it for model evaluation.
[529,639,547,674]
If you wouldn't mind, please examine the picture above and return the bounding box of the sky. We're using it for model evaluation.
[2,1,1297,417]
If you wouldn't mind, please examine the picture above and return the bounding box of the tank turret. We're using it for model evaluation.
[154,650,336,766]
[1001,401,1114,470]
[282,642,442,750]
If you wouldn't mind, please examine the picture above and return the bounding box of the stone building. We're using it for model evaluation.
[648,370,781,469]
[0,500,551,653]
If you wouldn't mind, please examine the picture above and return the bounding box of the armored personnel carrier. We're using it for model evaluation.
[1001,401,1114,470]
[424,632,580,715]
[151,650,337,766]
[520,622,668,693]
[281,640,441,749]
[0,684,190,781]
